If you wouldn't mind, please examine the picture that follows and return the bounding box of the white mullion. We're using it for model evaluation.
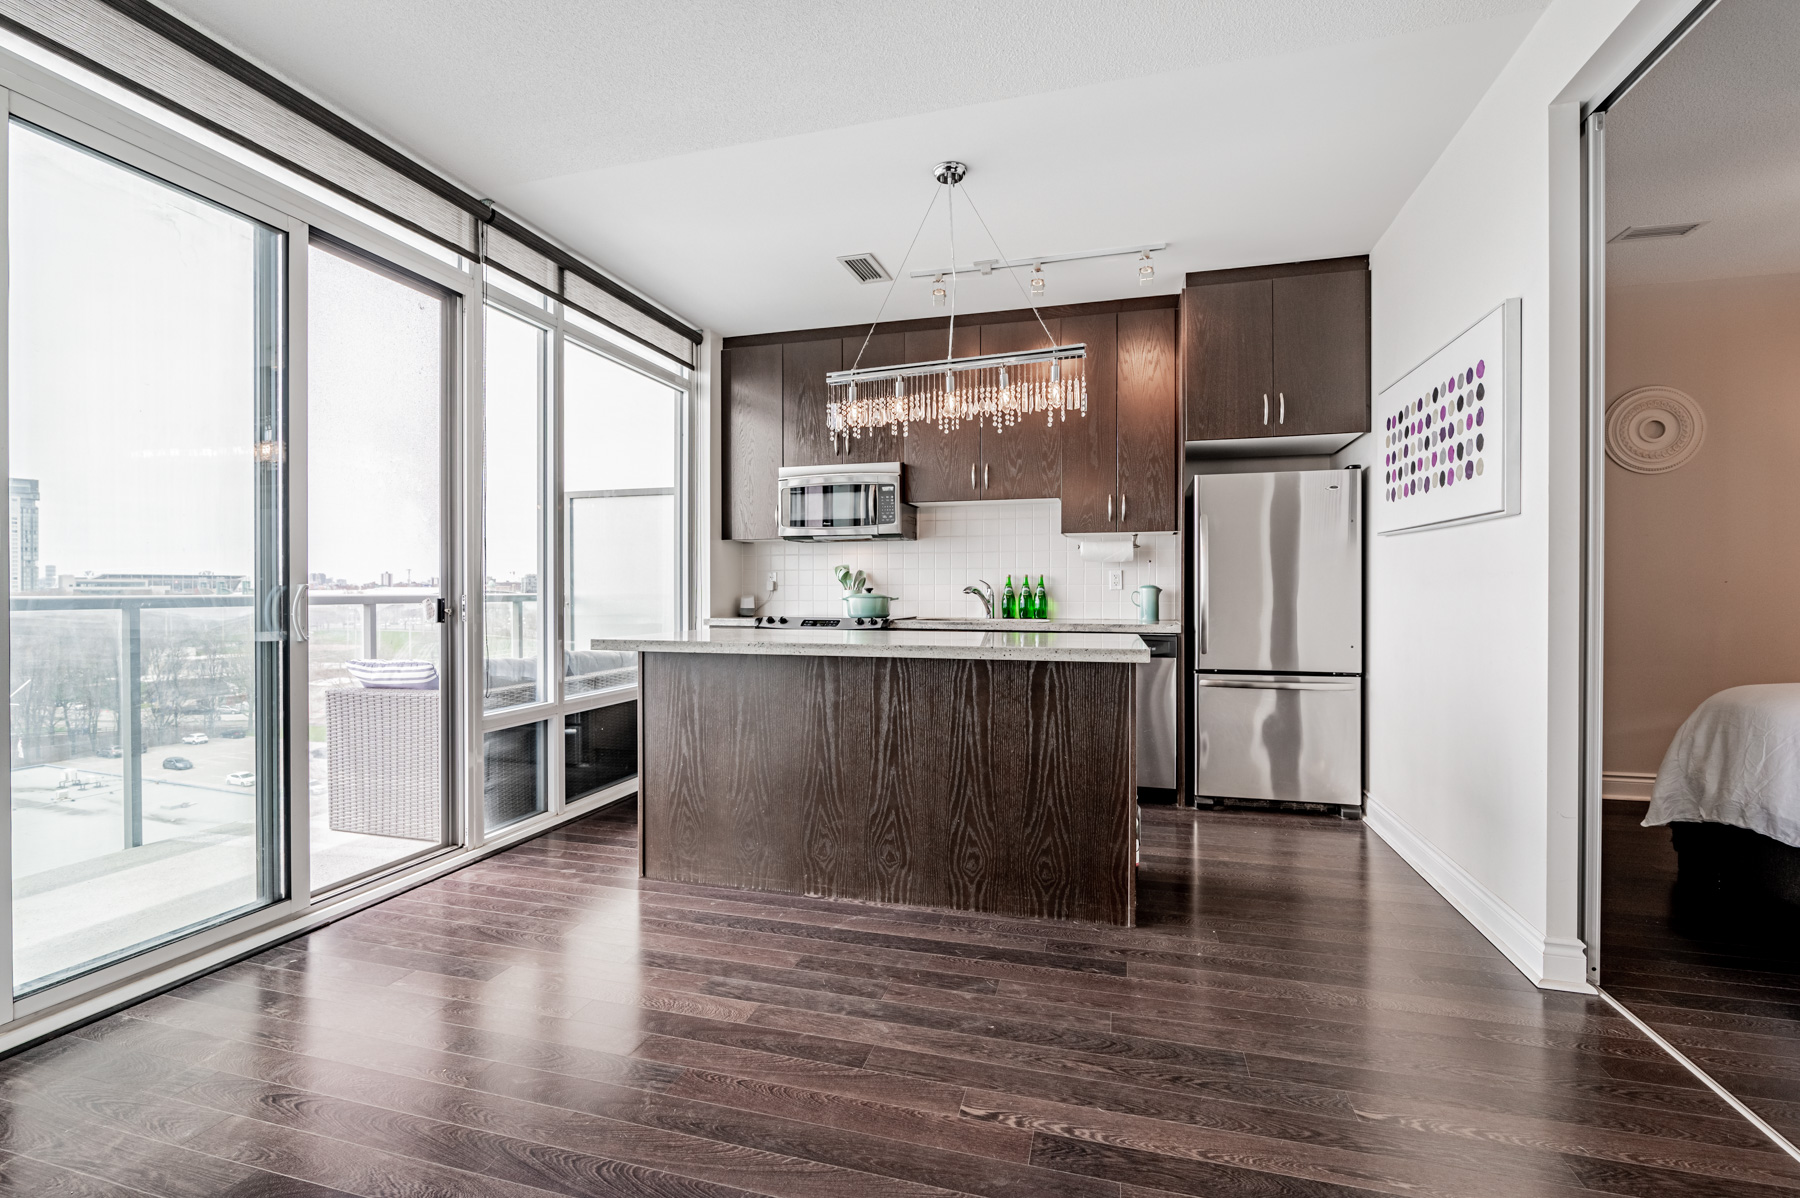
[465,278,489,848]
[285,215,313,908]
[546,316,567,812]
[0,91,16,1023]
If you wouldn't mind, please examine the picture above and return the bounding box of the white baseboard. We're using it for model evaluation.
[1364,795,1595,994]
[1602,772,1655,801]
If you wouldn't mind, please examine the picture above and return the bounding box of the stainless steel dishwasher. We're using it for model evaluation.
[1137,634,1179,800]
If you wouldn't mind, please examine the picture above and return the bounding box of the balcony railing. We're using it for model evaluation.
[9,588,471,850]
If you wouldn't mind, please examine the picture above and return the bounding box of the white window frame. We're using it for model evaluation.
[479,283,694,823]
[0,42,695,1048]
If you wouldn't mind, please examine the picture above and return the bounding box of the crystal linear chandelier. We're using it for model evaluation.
[825,161,1086,446]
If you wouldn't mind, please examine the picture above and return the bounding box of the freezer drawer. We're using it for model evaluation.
[1193,674,1361,808]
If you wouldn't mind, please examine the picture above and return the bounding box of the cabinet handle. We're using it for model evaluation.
[1107,494,1113,522]
[1263,394,1269,425]
[1279,392,1285,424]
[984,463,990,489]
[1121,493,1128,522]
[971,463,977,490]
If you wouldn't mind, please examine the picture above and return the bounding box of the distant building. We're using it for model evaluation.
[9,478,37,593]
[40,564,55,589]
[71,571,248,596]
[380,571,393,587]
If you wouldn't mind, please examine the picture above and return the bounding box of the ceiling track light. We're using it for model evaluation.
[1137,251,1155,285]
[826,161,1088,449]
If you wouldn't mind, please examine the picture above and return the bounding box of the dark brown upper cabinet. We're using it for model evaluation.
[781,337,841,468]
[1116,308,1179,532]
[721,298,1182,537]
[899,324,982,502]
[1182,279,1271,441]
[835,330,904,464]
[721,343,782,541]
[978,318,1061,501]
[1058,309,1179,535]
[1183,258,1369,445]
[1058,313,1119,534]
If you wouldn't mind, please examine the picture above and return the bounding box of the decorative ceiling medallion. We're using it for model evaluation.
[1605,386,1705,474]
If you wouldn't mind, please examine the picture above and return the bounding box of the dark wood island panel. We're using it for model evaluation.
[640,651,1137,924]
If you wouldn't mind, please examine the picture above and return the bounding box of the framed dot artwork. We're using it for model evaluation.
[1374,298,1521,535]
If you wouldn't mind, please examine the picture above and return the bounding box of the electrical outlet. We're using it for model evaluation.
[766,573,778,591]
[1105,569,1123,591]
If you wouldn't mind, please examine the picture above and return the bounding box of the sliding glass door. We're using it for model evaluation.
[303,240,456,893]
[7,118,286,994]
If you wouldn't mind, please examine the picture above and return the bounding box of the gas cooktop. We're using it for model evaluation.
[753,614,896,629]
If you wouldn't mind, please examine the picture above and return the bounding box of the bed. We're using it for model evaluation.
[1645,684,1800,906]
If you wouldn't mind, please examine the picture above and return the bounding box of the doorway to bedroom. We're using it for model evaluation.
[1594,0,1800,1150]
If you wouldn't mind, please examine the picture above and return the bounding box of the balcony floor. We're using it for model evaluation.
[11,744,431,991]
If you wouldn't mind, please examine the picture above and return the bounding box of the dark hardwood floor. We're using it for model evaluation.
[1602,797,1800,1149]
[0,802,1793,1197]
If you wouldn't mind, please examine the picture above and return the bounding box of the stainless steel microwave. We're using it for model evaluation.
[777,463,917,541]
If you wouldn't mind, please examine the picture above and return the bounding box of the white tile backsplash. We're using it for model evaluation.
[743,500,1180,622]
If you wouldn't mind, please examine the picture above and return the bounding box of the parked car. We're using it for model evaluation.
[225,771,255,788]
[99,746,121,758]
[181,733,208,745]
[161,756,193,771]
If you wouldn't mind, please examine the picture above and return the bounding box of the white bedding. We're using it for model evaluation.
[1646,684,1800,848]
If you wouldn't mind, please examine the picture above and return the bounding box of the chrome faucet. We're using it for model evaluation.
[962,580,996,618]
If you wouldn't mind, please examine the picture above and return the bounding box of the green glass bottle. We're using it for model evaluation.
[1035,575,1049,620]
[1000,575,1016,619]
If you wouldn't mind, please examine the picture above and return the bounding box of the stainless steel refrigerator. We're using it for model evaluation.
[1189,469,1363,814]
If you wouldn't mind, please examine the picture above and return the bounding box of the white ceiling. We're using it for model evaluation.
[1606,0,1800,288]
[162,0,1549,335]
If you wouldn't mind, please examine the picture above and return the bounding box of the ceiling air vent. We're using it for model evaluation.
[1609,222,1705,242]
[837,252,891,283]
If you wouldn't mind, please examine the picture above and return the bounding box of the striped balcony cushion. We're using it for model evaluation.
[346,659,439,690]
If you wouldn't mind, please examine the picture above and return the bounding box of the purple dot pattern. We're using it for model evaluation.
[1382,358,1487,506]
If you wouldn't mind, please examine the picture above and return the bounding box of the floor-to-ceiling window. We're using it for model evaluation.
[7,119,285,994]
[0,37,694,1043]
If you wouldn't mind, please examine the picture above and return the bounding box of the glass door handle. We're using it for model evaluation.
[291,582,310,642]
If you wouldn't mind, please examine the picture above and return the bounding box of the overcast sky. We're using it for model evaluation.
[12,122,677,597]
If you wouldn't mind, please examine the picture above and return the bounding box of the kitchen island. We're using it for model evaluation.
[594,627,1149,925]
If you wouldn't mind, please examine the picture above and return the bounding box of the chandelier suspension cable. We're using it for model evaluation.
[945,177,957,364]
[824,160,1088,443]
[847,184,942,374]
[958,182,1058,352]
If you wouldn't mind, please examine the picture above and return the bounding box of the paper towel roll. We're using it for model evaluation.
[1076,537,1136,564]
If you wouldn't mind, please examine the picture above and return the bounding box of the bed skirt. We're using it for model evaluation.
[1672,821,1800,907]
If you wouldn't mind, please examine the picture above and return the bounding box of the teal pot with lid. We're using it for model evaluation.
[843,591,894,618]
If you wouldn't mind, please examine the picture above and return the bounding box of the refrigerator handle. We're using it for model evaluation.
[1347,467,1359,529]
[1196,514,1209,656]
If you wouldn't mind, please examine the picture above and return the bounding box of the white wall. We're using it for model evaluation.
[1339,0,1690,992]
[742,502,1179,623]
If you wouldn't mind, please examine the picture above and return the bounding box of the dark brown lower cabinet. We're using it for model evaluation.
[640,650,1137,924]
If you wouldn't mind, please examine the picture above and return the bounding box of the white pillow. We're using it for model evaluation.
[346,659,438,690]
